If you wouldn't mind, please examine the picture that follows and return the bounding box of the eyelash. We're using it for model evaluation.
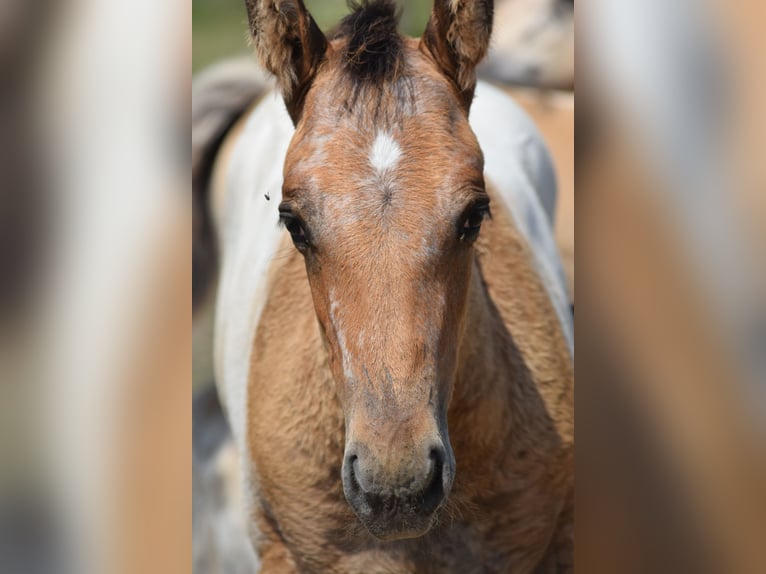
[278,209,309,249]
[459,203,491,242]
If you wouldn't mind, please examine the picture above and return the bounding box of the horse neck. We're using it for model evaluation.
[448,221,574,470]
[449,260,515,452]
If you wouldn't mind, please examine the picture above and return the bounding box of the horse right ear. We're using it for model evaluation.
[245,0,328,123]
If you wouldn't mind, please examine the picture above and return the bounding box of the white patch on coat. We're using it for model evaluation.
[213,92,294,451]
[329,292,355,382]
[470,81,573,355]
[369,131,401,176]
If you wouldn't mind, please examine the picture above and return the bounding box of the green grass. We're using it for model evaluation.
[193,0,432,73]
[192,1,249,73]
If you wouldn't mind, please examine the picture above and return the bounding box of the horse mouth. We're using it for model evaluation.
[355,503,441,542]
[343,457,448,541]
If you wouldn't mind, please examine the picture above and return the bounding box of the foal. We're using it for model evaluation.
[209,1,573,572]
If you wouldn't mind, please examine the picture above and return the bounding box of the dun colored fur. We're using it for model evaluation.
[208,1,574,571]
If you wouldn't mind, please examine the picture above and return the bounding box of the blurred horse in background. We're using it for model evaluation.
[480,0,573,90]
[194,0,573,572]
[479,0,575,299]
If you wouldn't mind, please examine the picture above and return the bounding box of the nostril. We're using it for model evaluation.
[343,453,361,493]
[426,447,439,479]
[421,447,445,514]
[429,446,446,478]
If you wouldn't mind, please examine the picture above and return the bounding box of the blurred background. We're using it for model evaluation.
[192,0,433,73]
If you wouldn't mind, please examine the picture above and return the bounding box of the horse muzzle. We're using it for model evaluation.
[341,439,454,541]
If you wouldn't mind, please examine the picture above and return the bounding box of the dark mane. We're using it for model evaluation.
[336,0,405,85]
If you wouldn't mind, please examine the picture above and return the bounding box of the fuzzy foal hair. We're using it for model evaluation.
[245,0,495,119]
[335,1,405,86]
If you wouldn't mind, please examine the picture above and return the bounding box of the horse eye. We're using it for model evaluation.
[279,208,309,250]
[465,211,485,229]
[285,219,305,241]
[460,205,490,241]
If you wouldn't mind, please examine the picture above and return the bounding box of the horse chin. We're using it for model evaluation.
[361,513,437,542]
[344,477,445,542]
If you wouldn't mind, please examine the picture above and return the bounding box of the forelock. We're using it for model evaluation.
[336,0,405,85]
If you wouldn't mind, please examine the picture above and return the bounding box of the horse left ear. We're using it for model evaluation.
[245,0,328,123]
[420,0,494,111]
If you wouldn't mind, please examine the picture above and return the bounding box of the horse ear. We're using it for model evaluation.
[420,0,494,111]
[245,0,328,123]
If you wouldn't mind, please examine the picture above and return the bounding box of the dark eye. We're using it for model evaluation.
[459,204,490,242]
[285,218,306,242]
[278,205,309,250]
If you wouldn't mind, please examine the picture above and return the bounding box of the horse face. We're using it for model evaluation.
[280,60,489,541]
[248,0,493,541]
